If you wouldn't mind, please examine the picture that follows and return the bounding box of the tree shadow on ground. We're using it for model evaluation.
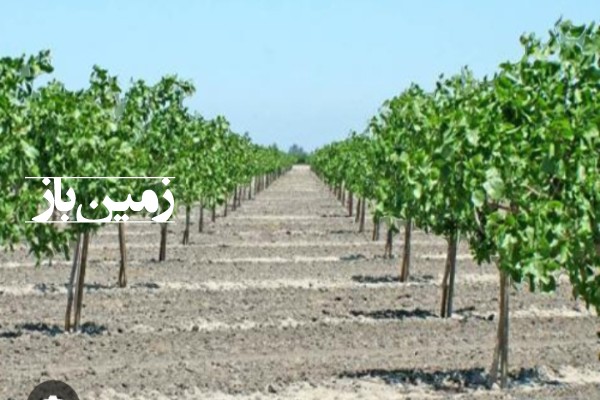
[328,229,356,234]
[34,282,118,293]
[349,308,436,320]
[83,283,114,291]
[0,321,107,338]
[352,274,399,284]
[351,274,435,284]
[340,254,367,261]
[339,366,551,392]
[16,322,64,336]
[33,283,64,293]
[38,282,159,293]
[131,282,160,289]
[62,282,160,291]
[454,306,495,322]
[0,331,21,339]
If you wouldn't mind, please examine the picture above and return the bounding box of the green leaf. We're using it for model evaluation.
[471,190,485,208]
[483,168,504,201]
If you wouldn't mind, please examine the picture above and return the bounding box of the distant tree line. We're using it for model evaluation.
[288,144,309,164]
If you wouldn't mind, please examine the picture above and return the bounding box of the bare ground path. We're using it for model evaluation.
[0,165,598,399]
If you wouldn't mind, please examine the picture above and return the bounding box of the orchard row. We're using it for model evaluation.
[1,51,294,330]
[311,20,600,387]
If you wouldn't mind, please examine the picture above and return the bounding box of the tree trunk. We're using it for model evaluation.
[248,181,252,200]
[489,268,510,388]
[182,205,191,245]
[348,192,353,217]
[211,205,216,222]
[224,199,228,217]
[232,187,238,211]
[65,233,82,331]
[73,231,90,331]
[440,231,459,318]
[359,197,366,233]
[372,216,381,241]
[48,210,58,267]
[238,186,243,207]
[447,232,459,317]
[372,216,377,240]
[159,223,167,261]
[355,198,361,223]
[399,218,412,282]
[198,201,204,233]
[384,228,393,258]
[118,223,127,288]
[341,185,346,205]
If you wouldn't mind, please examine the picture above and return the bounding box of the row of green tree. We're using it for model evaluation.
[1,50,294,331]
[310,20,600,388]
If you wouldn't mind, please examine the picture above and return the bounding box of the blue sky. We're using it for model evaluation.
[1,1,599,151]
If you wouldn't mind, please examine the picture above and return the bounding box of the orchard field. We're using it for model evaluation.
[2,17,600,400]
[0,166,599,399]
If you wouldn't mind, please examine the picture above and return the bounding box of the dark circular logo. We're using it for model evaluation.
[27,380,79,400]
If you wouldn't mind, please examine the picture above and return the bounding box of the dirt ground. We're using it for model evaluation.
[1,165,599,399]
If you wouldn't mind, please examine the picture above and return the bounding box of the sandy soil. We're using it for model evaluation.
[0,166,598,399]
